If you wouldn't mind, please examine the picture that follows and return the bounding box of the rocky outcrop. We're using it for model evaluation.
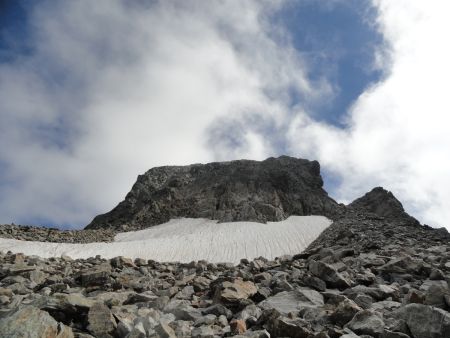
[0,223,115,243]
[349,187,419,225]
[85,156,340,230]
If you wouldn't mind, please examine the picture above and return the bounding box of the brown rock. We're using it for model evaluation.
[214,278,258,304]
[230,319,247,334]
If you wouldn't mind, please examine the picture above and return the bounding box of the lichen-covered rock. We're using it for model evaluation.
[0,306,74,338]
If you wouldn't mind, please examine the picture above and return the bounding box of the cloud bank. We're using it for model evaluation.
[1,0,449,230]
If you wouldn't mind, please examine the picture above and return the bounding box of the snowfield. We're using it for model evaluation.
[0,216,331,263]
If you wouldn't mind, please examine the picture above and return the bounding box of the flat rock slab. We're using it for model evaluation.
[259,288,324,315]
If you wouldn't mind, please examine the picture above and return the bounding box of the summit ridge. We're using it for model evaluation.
[86,156,340,231]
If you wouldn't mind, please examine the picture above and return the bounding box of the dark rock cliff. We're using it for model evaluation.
[348,187,420,226]
[85,156,340,230]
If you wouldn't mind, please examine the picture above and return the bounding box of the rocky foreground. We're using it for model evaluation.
[1,206,449,337]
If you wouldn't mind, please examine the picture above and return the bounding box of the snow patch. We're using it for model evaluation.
[0,216,331,263]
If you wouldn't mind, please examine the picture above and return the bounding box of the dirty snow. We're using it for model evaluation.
[0,216,331,263]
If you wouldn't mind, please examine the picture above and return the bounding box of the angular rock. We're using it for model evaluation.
[378,256,421,275]
[202,303,233,319]
[230,319,247,334]
[163,299,202,321]
[309,260,351,289]
[330,298,363,326]
[420,280,450,309]
[213,278,257,304]
[80,264,111,287]
[0,306,74,338]
[87,302,117,337]
[401,303,450,338]
[268,315,312,338]
[110,256,135,268]
[191,325,215,337]
[345,310,384,337]
[154,322,177,338]
[259,288,324,315]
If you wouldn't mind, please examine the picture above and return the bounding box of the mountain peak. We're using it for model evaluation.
[85,156,340,230]
[349,187,419,225]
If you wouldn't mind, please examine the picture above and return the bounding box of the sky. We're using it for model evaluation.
[0,0,449,230]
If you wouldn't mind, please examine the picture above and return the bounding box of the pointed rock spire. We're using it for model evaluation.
[349,187,419,225]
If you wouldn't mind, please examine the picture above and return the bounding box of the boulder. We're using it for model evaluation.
[309,260,351,289]
[213,278,258,304]
[202,304,233,319]
[345,310,385,337]
[87,302,117,337]
[420,280,449,309]
[0,306,74,338]
[259,288,324,315]
[154,322,177,338]
[401,303,450,338]
[230,319,247,334]
[267,316,312,338]
[110,256,135,268]
[330,298,363,326]
[163,299,202,321]
[80,264,111,287]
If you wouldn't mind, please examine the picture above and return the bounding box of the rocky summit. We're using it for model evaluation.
[86,156,340,231]
[1,156,450,338]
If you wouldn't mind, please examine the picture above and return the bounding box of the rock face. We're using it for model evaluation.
[85,156,340,230]
[349,187,419,225]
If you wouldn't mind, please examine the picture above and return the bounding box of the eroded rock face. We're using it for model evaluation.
[349,187,419,225]
[85,156,340,230]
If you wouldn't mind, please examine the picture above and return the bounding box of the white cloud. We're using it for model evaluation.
[0,0,329,228]
[288,0,450,229]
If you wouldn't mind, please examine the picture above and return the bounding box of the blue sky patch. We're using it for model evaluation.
[274,0,383,126]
